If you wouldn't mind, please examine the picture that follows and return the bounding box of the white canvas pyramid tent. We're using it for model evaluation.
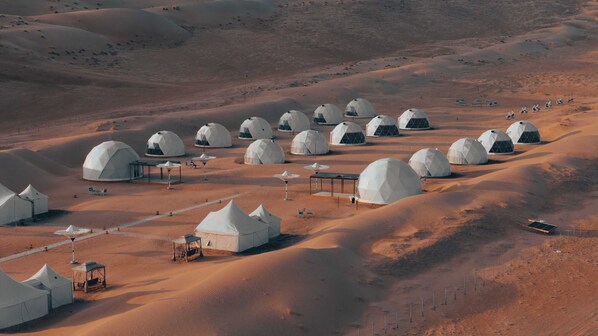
[146,131,185,157]
[408,148,451,177]
[195,123,232,148]
[0,268,49,330]
[478,129,514,154]
[291,130,329,155]
[195,201,270,252]
[83,141,143,181]
[313,104,343,125]
[244,139,285,165]
[398,108,430,130]
[506,121,541,144]
[345,98,376,118]
[366,115,400,137]
[239,117,272,140]
[249,204,281,239]
[447,138,488,165]
[23,264,72,309]
[330,122,366,145]
[0,183,32,226]
[19,185,48,216]
[358,158,421,205]
[278,110,310,133]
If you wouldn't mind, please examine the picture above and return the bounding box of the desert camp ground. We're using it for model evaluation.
[0,0,597,335]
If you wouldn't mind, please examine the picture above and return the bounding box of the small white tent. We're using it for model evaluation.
[0,268,49,330]
[291,130,329,155]
[0,184,32,226]
[195,123,233,148]
[313,104,343,125]
[478,129,514,154]
[146,131,185,157]
[83,141,143,181]
[408,148,451,177]
[447,138,488,165]
[345,98,376,118]
[239,117,272,140]
[330,122,366,145]
[244,139,285,165]
[23,264,73,310]
[278,110,310,133]
[398,108,430,130]
[366,115,400,137]
[249,204,281,239]
[358,158,421,205]
[19,185,48,216]
[506,121,541,144]
[195,201,270,252]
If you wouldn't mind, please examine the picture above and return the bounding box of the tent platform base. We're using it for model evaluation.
[310,192,355,200]
[130,178,181,185]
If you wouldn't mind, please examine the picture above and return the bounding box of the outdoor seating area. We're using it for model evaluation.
[72,262,107,293]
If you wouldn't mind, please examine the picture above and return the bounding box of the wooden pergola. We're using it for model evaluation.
[172,234,203,262]
[130,160,182,184]
[72,261,106,293]
[309,172,359,198]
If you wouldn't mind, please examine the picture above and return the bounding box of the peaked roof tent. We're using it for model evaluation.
[249,204,281,239]
[19,184,49,216]
[23,264,73,309]
[0,268,49,329]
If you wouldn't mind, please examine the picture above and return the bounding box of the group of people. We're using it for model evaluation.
[504,95,573,120]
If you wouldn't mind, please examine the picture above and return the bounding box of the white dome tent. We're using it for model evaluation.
[358,158,422,205]
[249,204,281,239]
[239,117,272,140]
[195,200,270,252]
[244,139,285,165]
[447,138,488,165]
[23,264,73,309]
[0,268,49,329]
[195,123,232,148]
[291,130,329,155]
[366,115,400,137]
[278,110,310,133]
[0,183,32,226]
[398,108,430,130]
[345,98,376,118]
[313,104,343,125]
[506,121,541,144]
[478,129,514,154]
[145,131,185,157]
[83,141,143,181]
[408,148,451,177]
[330,122,366,145]
[19,184,48,216]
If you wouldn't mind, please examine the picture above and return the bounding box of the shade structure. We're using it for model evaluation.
[358,158,422,205]
[195,123,232,148]
[238,117,272,140]
[398,108,430,130]
[83,141,143,181]
[345,98,376,118]
[408,148,451,177]
[478,129,514,154]
[447,138,489,165]
[0,268,49,330]
[249,204,281,239]
[244,139,285,165]
[330,122,366,145]
[195,200,269,252]
[0,183,33,226]
[366,115,400,137]
[146,131,185,157]
[506,121,541,144]
[278,110,310,133]
[291,130,329,155]
[313,104,343,125]
[23,264,73,309]
[19,185,48,216]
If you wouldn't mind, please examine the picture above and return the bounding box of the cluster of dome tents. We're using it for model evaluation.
[80,99,541,207]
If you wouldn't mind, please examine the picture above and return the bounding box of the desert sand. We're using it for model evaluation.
[0,0,597,335]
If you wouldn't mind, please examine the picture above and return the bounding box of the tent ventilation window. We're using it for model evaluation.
[146,143,164,156]
[374,125,399,136]
[239,127,252,139]
[405,118,429,129]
